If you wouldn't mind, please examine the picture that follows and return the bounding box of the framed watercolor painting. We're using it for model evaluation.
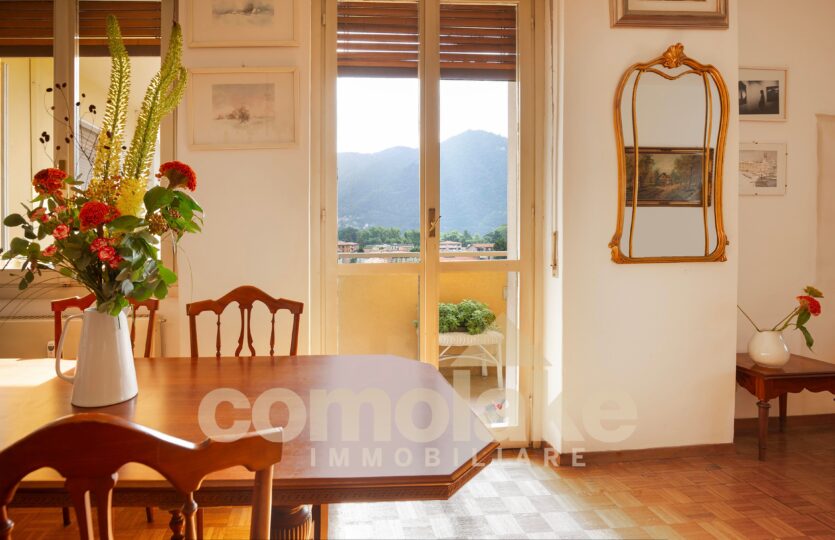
[739,142,788,196]
[188,68,299,150]
[610,0,729,29]
[189,0,299,47]
[739,68,787,121]
[624,147,715,207]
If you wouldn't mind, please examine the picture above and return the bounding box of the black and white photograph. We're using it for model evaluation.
[189,0,298,47]
[739,68,787,121]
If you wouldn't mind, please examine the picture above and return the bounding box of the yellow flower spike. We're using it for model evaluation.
[115,176,146,217]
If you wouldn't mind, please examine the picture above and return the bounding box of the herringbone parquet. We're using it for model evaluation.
[6,420,835,539]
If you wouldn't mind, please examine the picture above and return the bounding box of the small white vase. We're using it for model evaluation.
[54,307,138,407]
[747,330,791,368]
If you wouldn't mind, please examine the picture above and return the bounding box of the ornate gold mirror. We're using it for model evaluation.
[610,44,729,264]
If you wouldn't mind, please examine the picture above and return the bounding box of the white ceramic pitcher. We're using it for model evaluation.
[54,307,138,407]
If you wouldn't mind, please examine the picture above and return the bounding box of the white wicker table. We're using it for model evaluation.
[438,330,504,388]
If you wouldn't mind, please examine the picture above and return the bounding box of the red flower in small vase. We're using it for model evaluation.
[33,168,68,196]
[797,295,822,316]
[52,224,70,240]
[41,245,57,258]
[157,161,197,191]
[79,201,119,231]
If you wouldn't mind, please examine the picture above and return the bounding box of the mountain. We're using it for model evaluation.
[337,130,508,235]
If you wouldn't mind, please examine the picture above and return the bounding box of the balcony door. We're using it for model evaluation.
[319,0,533,445]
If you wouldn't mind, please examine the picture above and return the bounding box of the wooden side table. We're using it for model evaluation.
[736,353,835,460]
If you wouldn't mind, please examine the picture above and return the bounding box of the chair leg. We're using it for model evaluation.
[196,508,204,540]
[312,504,328,540]
[61,507,71,527]
[145,506,154,523]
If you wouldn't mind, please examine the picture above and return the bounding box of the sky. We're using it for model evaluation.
[337,78,510,154]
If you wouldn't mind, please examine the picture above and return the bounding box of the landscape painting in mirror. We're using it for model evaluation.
[624,147,714,207]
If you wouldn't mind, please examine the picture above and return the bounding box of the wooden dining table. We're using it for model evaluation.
[0,355,498,539]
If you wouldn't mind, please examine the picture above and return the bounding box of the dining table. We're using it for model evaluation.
[0,355,499,539]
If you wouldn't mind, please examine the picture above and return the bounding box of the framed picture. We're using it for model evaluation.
[739,142,788,196]
[624,147,714,207]
[188,68,298,150]
[188,0,299,47]
[610,0,729,29]
[739,68,787,121]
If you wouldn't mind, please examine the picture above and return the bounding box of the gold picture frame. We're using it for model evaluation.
[610,0,729,29]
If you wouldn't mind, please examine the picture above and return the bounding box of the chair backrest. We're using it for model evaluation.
[186,285,303,358]
[0,413,282,540]
[52,294,160,357]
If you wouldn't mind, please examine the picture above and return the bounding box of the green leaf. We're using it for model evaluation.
[3,214,26,227]
[154,280,168,299]
[59,267,74,277]
[798,325,814,350]
[24,270,35,283]
[144,185,175,213]
[158,265,177,285]
[796,309,811,327]
[18,280,28,291]
[120,280,134,296]
[108,215,143,231]
[23,229,37,240]
[10,237,29,255]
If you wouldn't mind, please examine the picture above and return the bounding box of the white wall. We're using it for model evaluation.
[174,2,312,356]
[544,0,740,453]
[735,0,835,418]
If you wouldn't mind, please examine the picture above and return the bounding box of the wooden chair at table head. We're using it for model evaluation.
[0,413,283,540]
[51,294,160,358]
[186,285,303,358]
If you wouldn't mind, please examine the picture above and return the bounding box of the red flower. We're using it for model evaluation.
[33,168,68,196]
[41,245,57,258]
[157,161,197,191]
[89,237,113,253]
[797,295,822,316]
[108,255,123,269]
[79,201,119,231]
[97,246,116,262]
[52,224,70,240]
[29,207,48,223]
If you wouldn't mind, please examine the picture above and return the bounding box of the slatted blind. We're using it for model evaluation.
[337,2,516,81]
[0,1,160,55]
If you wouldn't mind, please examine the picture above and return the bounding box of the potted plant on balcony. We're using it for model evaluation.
[1,16,199,407]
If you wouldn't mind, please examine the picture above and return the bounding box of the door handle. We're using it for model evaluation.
[428,208,441,238]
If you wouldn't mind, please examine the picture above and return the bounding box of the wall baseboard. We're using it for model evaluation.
[536,413,835,467]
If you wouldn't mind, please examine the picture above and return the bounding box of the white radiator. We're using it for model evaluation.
[0,315,163,359]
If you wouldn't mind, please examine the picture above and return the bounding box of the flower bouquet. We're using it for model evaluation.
[0,16,197,407]
[1,16,198,315]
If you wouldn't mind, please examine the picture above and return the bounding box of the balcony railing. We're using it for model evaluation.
[337,250,509,263]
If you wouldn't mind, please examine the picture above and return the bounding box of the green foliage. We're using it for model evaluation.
[124,21,187,180]
[438,299,497,335]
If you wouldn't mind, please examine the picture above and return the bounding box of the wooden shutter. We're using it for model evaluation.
[337,1,516,81]
[0,0,160,56]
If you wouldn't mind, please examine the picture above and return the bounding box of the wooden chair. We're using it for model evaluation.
[186,285,303,358]
[51,294,160,526]
[52,294,160,358]
[0,413,282,540]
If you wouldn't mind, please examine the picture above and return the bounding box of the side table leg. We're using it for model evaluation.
[757,400,770,461]
[168,510,185,540]
[779,393,787,432]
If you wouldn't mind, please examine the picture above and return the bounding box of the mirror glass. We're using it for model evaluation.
[613,45,727,263]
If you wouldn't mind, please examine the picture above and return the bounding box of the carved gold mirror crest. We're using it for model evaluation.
[610,43,729,264]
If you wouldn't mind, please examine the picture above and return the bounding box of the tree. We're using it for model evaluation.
[484,224,507,251]
[338,226,360,243]
[404,229,420,248]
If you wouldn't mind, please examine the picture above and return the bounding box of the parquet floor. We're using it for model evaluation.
[6,421,835,539]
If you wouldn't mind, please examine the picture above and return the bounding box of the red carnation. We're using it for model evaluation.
[108,255,123,269]
[157,161,197,191]
[79,201,119,231]
[33,168,68,196]
[52,224,70,240]
[97,246,116,262]
[41,245,57,258]
[797,295,822,316]
[89,237,113,253]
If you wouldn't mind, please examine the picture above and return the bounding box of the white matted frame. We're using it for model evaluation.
[610,0,729,28]
[739,142,787,196]
[188,67,299,150]
[739,67,788,122]
[188,0,299,47]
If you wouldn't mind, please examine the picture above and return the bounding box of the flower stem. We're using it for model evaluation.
[772,307,799,332]
[737,305,761,332]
